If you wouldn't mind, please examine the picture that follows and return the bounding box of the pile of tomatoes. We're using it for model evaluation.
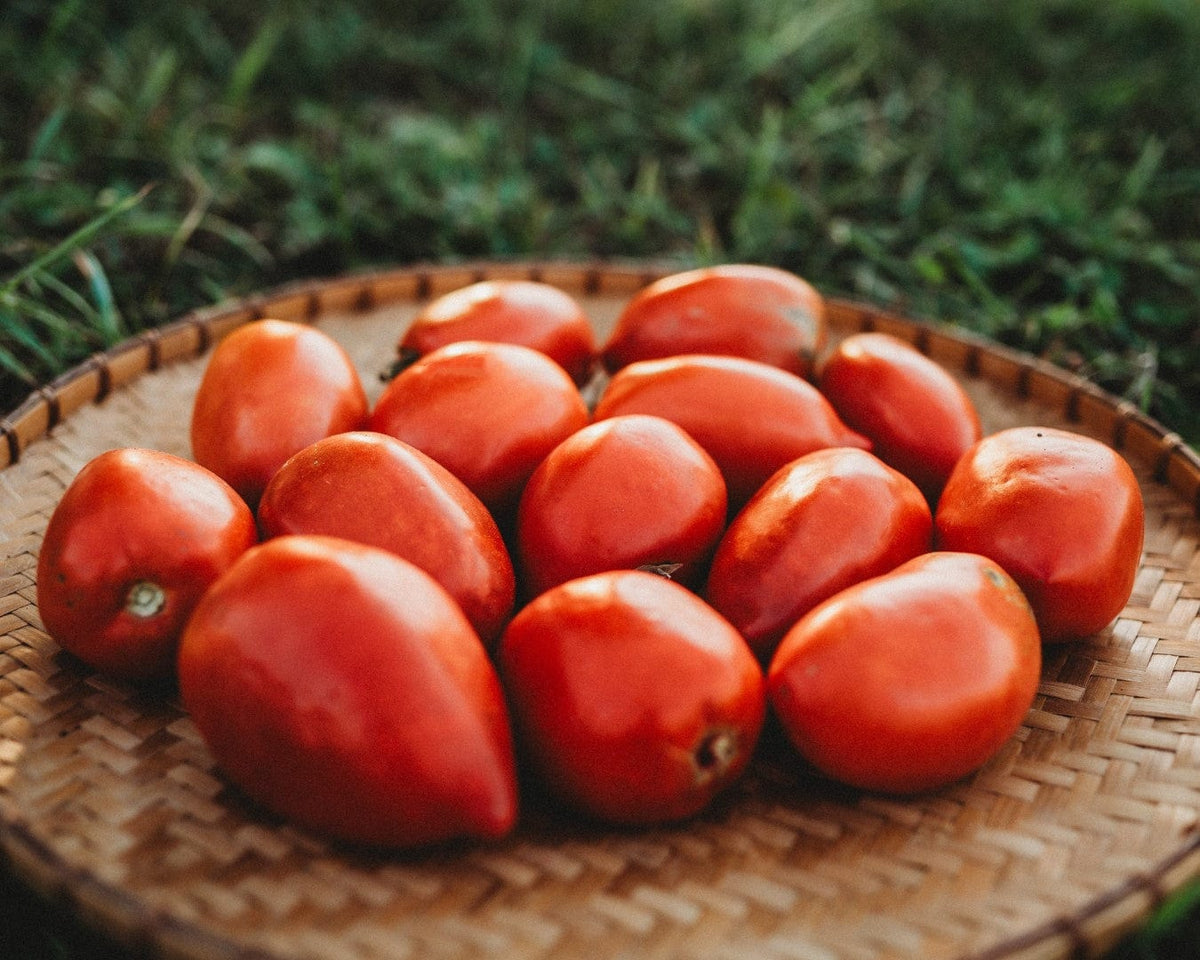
[34,265,1146,849]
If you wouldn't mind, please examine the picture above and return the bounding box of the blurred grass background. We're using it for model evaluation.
[2,0,1198,438]
[1,1,1198,957]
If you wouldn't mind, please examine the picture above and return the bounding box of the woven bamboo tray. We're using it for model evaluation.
[2,261,1199,960]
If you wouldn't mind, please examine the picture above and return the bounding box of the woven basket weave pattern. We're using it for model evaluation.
[1,263,1198,960]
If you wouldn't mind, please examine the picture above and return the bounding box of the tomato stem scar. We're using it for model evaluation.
[693,727,738,782]
[125,581,166,618]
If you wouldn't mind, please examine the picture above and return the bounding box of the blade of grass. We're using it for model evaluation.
[23,266,102,330]
[224,16,288,112]
[0,299,70,369]
[24,104,69,173]
[0,340,35,385]
[0,184,153,295]
[71,250,124,343]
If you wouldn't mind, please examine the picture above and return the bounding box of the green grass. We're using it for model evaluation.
[1,1,1199,957]
[1,0,1198,437]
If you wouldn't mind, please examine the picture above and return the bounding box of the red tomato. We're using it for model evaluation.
[177,535,519,848]
[768,551,1042,794]
[934,426,1145,641]
[515,414,728,598]
[817,332,982,501]
[705,448,932,661]
[601,264,827,379]
[257,432,515,646]
[399,280,597,385]
[592,353,871,510]
[191,319,369,506]
[370,341,590,522]
[498,570,765,824]
[36,448,258,680]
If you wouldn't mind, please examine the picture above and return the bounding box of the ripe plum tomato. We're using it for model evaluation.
[36,448,258,680]
[592,353,870,510]
[190,318,368,507]
[498,570,765,825]
[399,280,597,385]
[177,535,519,849]
[705,448,932,662]
[817,332,982,501]
[935,426,1145,642]
[370,340,589,522]
[601,264,827,379]
[515,414,727,599]
[257,432,515,646]
[768,552,1042,795]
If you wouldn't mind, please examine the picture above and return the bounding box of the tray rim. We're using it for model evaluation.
[2,259,1197,521]
[2,257,1200,960]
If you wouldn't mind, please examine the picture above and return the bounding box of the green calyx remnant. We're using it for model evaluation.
[692,727,739,784]
[125,581,166,618]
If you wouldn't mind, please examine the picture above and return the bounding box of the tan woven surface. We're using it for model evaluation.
[2,262,1199,960]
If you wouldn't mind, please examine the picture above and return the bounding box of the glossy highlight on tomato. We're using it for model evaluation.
[706,447,933,662]
[177,535,519,849]
[499,570,765,824]
[602,264,828,379]
[36,448,259,680]
[935,425,1145,641]
[191,318,369,506]
[818,332,982,501]
[371,340,590,521]
[768,551,1042,794]
[593,353,870,510]
[399,279,597,385]
[515,414,728,598]
[257,431,515,646]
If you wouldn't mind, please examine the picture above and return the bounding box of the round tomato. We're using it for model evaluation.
[515,414,728,598]
[257,432,515,646]
[177,535,519,848]
[498,570,765,825]
[768,551,1042,794]
[705,448,932,662]
[592,353,870,510]
[817,332,982,501]
[934,426,1145,642]
[191,318,369,507]
[370,340,590,522]
[36,448,258,680]
[399,279,597,385]
[601,264,827,379]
